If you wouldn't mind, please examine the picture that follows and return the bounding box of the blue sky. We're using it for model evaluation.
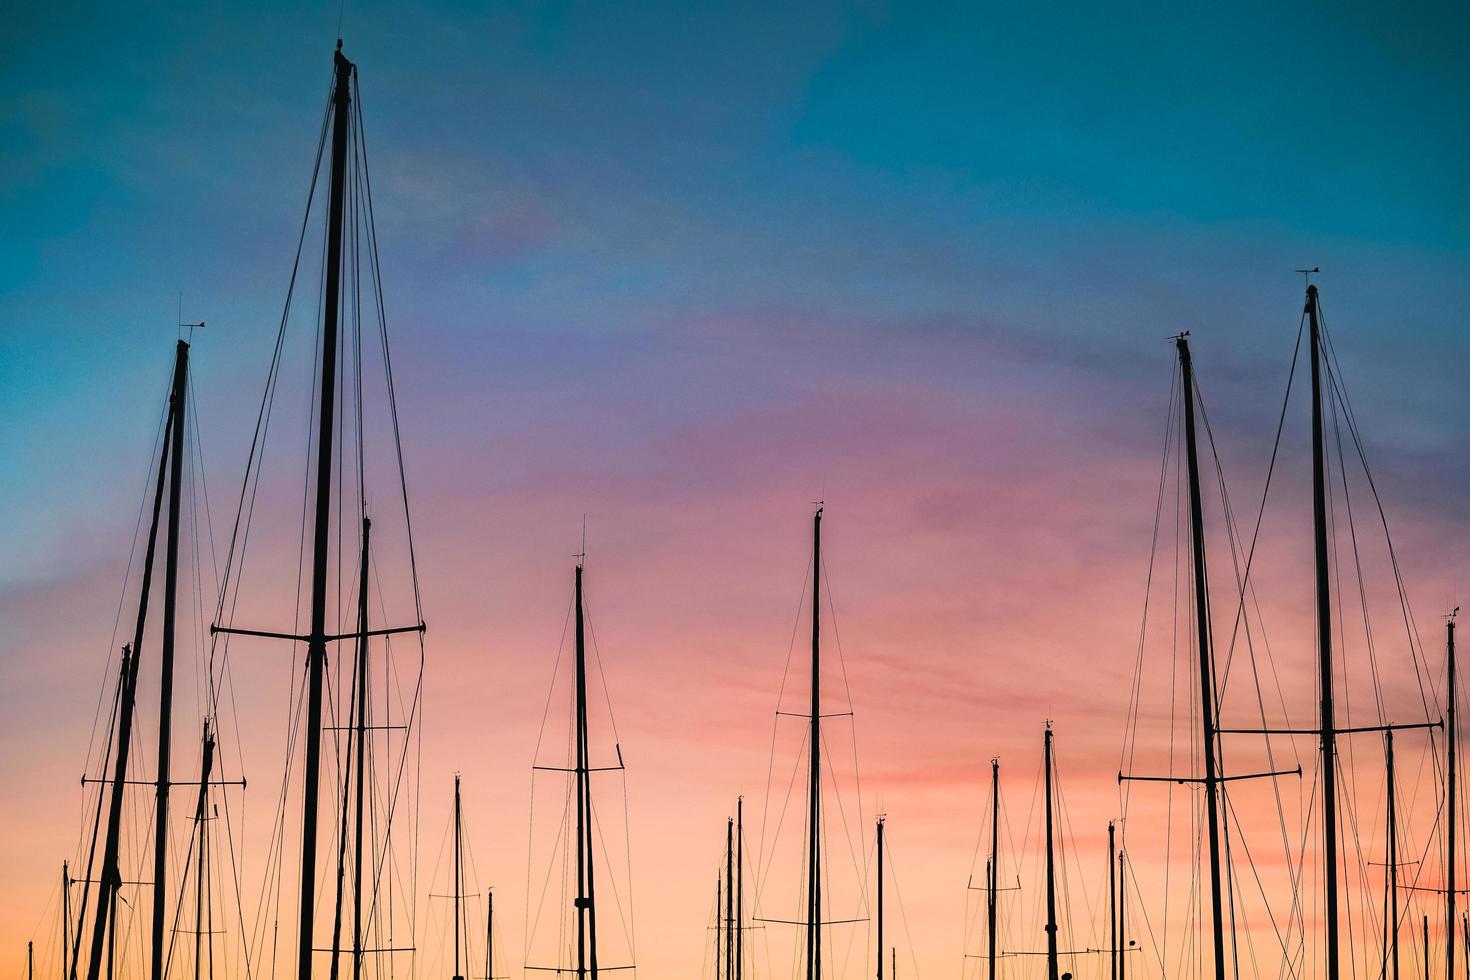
[5,1,1465,597]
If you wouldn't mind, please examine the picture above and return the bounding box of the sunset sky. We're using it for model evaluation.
[3,2,1469,979]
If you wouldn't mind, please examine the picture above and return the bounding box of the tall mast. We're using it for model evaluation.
[1044,724,1058,980]
[1305,282,1342,980]
[62,863,71,980]
[328,519,372,980]
[81,649,133,980]
[716,878,722,980]
[454,775,464,980]
[1176,334,1228,980]
[1448,616,1458,980]
[1118,848,1126,980]
[736,798,743,980]
[151,338,189,980]
[574,564,599,979]
[988,759,998,980]
[726,818,734,980]
[876,817,884,980]
[298,41,354,980]
[1386,729,1400,980]
[1109,821,1117,980]
[485,891,494,980]
[353,519,372,980]
[191,723,216,980]
[807,507,823,980]
[86,340,182,980]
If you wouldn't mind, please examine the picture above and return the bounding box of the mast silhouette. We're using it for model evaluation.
[1044,724,1059,980]
[63,863,72,980]
[85,340,188,980]
[71,646,132,980]
[726,817,734,980]
[151,337,189,980]
[454,775,465,980]
[1448,616,1458,980]
[328,518,372,980]
[574,563,599,979]
[988,759,999,980]
[1385,729,1400,980]
[189,723,217,980]
[1175,334,1228,980]
[1304,283,1344,980]
[296,43,354,980]
[807,507,823,980]
[1109,821,1117,980]
[736,798,743,980]
[876,817,884,980]
[1118,848,1126,980]
[352,519,371,980]
[484,891,495,980]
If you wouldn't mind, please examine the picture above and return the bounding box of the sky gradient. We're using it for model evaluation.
[3,2,1469,978]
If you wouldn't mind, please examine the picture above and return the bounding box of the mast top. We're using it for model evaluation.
[333,39,354,88]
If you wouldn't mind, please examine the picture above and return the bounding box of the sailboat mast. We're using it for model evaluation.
[328,519,372,980]
[876,817,884,980]
[1305,283,1341,980]
[454,775,463,980]
[485,891,494,980]
[716,878,722,980]
[808,507,822,980]
[1448,617,1458,980]
[298,43,354,980]
[1044,724,1058,980]
[1176,335,1228,980]
[86,343,180,980]
[726,818,734,980]
[1424,915,1430,980]
[574,564,599,978]
[736,797,743,980]
[1387,729,1400,980]
[151,338,189,980]
[1109,821,1117,980]
[191,723,216,980]
[62,863,71,980]
[352,519,371,980]
[988,759,998,980]
[1118,848,1126,980]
